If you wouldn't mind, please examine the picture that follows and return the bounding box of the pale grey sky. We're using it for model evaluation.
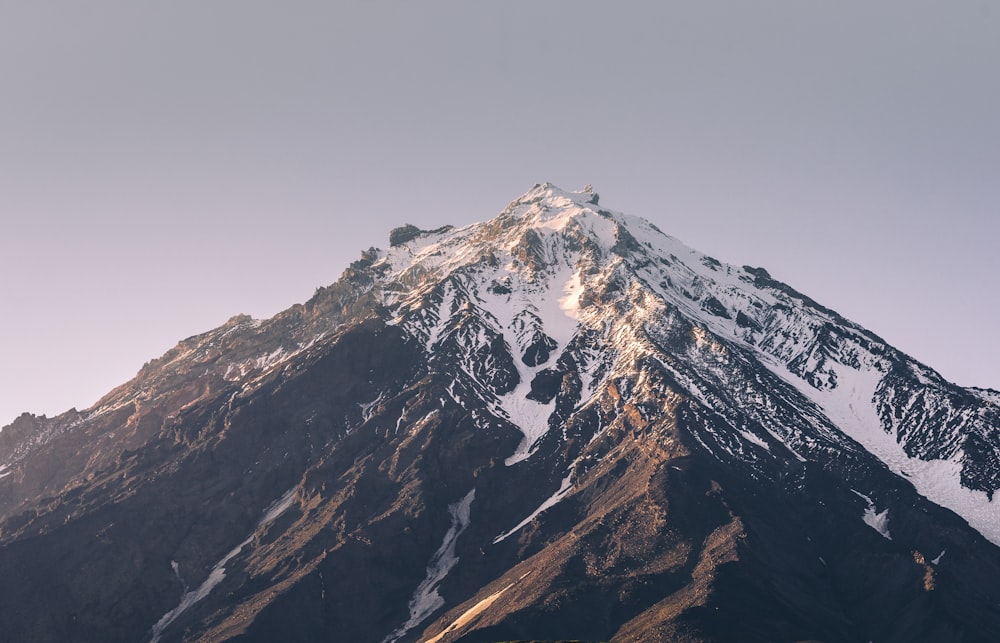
[2,2,999,425]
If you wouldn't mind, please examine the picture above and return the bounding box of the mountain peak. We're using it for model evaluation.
[4,183,1000,642]
[513,181,600,210]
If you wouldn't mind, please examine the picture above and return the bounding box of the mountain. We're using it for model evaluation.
[2,183,1000,643]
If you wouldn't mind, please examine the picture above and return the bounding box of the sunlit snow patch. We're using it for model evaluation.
[424,572,532,643]
[494,264,584,465]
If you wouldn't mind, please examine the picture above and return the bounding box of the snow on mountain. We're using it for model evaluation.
[345,181,1000,547]
[3,182,1000,642]
[8,185,993,509]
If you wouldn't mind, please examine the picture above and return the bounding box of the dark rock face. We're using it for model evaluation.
[522,331,559,367]
[2,183,1000,643]
[701,295,731,319]
[389,224,456,247]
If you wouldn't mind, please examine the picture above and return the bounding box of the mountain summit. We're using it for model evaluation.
[2,183,1000,642]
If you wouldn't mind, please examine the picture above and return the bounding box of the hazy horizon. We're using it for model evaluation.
[3,2,999,425]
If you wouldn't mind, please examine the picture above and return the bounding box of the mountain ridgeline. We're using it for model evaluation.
[2,183,1000,642]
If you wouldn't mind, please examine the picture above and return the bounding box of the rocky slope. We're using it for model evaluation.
[2,183,1000,642]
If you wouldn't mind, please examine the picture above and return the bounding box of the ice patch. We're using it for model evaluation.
[382,488,475,643]
[494,474,573,544]
[737,428,771,452]
[169,560,186,591]
[150,546,243,641]
[149,488,298,642]
[360,392,386,422]
[257,487,298,527]
[852,490,891,540]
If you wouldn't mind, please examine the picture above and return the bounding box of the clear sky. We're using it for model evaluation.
[2,2,999,426]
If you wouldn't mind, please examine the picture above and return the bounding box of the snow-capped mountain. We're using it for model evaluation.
[2,183,1000,642]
